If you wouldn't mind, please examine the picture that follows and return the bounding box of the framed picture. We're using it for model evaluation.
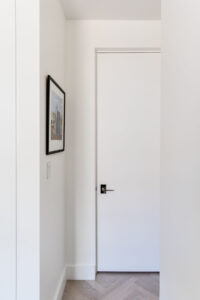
[46,75,65,155]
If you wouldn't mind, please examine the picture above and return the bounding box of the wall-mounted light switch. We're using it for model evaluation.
[46,161,51,179]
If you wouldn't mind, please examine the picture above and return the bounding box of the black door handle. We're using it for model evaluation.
[100,184,115,194]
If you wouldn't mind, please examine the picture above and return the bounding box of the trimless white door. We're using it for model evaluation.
[97,52,160,272]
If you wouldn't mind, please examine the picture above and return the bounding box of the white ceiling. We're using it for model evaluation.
[61,0,161,20]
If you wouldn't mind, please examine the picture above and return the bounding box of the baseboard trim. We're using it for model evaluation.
[54,266,67,300]
[53,264,96,299]
[66,264,96,280]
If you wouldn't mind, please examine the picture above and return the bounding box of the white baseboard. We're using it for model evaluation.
[66,264,96,280]
[54,266,67,300]
[53,264,96,300]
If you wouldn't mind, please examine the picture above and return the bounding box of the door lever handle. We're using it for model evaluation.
[100,184,115,194]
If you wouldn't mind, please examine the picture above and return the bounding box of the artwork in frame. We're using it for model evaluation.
[46,75,65,155]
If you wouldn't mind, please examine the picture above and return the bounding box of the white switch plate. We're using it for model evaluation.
[46,161,51,179]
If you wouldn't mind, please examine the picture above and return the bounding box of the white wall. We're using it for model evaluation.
[1,1,68,299]
[0,1,40,300]
[0,1,16,299]
[40,0,68,299]
[161,0,200,299]
[65,20,161,279]
[16,0,40,299]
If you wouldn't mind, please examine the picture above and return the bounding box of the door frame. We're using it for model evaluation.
[95,47,161,273]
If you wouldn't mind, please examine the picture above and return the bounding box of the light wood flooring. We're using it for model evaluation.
[62,272,159,300]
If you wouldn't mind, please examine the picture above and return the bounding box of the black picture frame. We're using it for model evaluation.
[46,75,65,155]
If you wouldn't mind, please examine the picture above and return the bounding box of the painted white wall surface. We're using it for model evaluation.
[161,1,200,299]
[65,20,161,278]
[0,1,16,299]
[1,0,40,299]
[16,0,40,299]
[40,0,68,299]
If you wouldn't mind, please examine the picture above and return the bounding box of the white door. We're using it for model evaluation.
[97,52,160,272]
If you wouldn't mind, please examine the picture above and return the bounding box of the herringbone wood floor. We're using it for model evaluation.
[62,273,159,300]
